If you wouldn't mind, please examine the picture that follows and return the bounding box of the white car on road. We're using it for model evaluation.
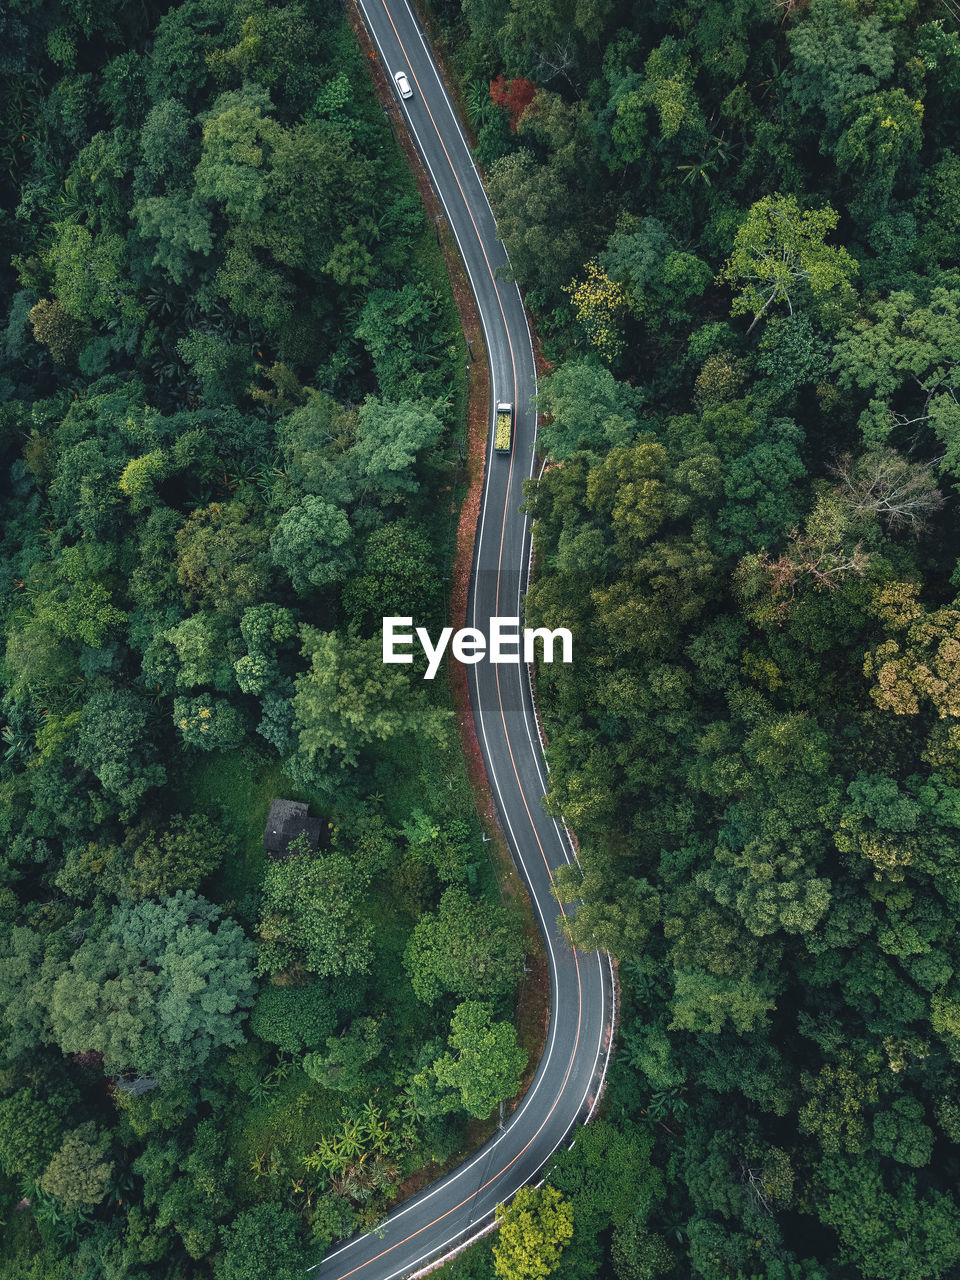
[394,70,413,99]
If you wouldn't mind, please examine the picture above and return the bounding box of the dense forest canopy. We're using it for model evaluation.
[5,0,960,1277]
[427,0,960,1277]
[0,2,531,1277]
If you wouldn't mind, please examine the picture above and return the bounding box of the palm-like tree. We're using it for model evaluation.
[304,1134,348,1176]
[359,1099,390,1152]
[338,1117,366,1163]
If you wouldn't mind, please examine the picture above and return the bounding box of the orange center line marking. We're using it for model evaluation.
[330,7,586,1276]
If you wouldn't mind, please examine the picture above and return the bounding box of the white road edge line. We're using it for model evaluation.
[311,5,615,1272]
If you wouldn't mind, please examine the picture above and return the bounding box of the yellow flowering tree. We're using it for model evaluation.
[835,89,924,221]
[173,696,245,751]
[494,1186,574,1280]
[565,261,628,363]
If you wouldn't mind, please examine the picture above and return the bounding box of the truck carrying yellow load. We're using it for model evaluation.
[494,402,513,454]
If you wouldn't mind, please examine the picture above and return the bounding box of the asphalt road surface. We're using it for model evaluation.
[310,7,616,1277]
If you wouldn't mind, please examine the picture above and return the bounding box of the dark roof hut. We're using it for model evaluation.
[263,799,330,859]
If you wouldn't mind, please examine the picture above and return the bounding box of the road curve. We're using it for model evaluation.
[310,8,615,1278]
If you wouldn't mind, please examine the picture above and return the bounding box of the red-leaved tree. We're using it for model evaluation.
[489,76,536,131]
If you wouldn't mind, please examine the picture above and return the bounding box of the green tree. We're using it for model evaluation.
[585,440,670,549]
[354,285,447,401]
[640,37,704,142]
[915,151,960,264]
[486,150,586,304]
[0,1088,65,1180]
[161,611,238,691]
[0,927,54,1060]
[49,893,255,1079]
[863,583,960,725]
[834,90,924,221]
[124,815,234,899]
[817,1157,960,1280]
[175,500,271,613]
[718,194,857,332]
[235,601,297,694]
[668,969,776,1035]
[72,688,166,810]
[535,359,640,460]
[302,1016,383,1092]
[176,330,255,406]
[611,1220,672,1280]
[547,1120,663,1234]
[31,568,127,649]
[269,496,354,592]
[872,1096,934,1167]
[343,521,441,632]
[433,1000,527,1118]
[291,627,449,776]
[215,1203,308,1280]
[832,285,960,463]
[505,0,610,53]
[40,1122,114,1211]
[139,95,198,186]
[133,192,213,285]
[786,0,894,122]
[799,1057,880,1156]
[194,84,278,223]
[28,297,84,364]
[248,979,340,1053]
[602,218,712,330]
[350,397,444,498]
[173,695,246,751]
[215,231,295,336]
[118,449,166,509]
[42,223,136,322]
[403,887,525,1005]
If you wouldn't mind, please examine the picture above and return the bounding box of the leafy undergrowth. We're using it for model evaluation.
[226,1062,341,1203]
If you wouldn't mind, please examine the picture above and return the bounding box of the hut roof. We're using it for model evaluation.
[264,798,327,858]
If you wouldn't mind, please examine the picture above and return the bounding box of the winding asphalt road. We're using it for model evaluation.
[310,8,616,1277]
